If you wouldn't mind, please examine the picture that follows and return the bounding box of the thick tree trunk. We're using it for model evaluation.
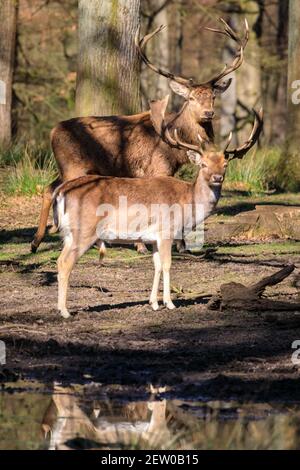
[76,0,141,117]
[0,0,17,148]
[281,0,300,190]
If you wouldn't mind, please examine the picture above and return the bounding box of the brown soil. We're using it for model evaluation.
[1,195,300,403]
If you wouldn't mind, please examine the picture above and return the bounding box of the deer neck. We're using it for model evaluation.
[169,105,214,144]
[193,171,221,222]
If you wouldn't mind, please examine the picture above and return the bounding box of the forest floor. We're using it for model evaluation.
[1,191,300,403]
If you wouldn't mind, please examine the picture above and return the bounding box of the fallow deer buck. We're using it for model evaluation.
[31,18,249,255]
[53,96,263,318]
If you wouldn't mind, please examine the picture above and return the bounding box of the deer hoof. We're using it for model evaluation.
[136,243,149,255]
[31,241,38,253]
[48,224,58,235]
[150,301,159,311]
[164,301,176,310]
[59,309,71,319]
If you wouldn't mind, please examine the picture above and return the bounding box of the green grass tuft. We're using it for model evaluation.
[0,144,25,166]
[225,147,282,194]
[176,147,283,194]
[4,145,57,196]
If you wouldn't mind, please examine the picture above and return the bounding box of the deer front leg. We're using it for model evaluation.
[149,244,161,311]
[159,240,175,310]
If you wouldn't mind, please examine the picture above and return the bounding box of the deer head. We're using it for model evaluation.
[136,18,249,123]
[150,97,263,189]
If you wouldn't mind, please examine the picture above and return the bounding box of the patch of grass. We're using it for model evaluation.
[0,144,25,166]
[0,240,144,270]
[176,147,283,194]
[224,147,282,194]
[4,146,57,196]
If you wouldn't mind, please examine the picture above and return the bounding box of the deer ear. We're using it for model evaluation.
[150,95,170,136]
[214,78,232,94]
[187,150,202,165]
[169,80,190,99]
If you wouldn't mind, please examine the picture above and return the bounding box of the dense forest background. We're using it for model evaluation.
[11,0,287,145]
[1,0,298,192]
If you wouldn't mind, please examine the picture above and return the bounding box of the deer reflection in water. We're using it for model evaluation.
[41,385,170,450]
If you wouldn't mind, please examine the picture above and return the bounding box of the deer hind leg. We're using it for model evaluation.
[95,240,106,262]
[135,242,149,255]
[31,177,61,253]
[149,243,161,311]
[57,245,78,319]
[57,234,97,318]
[159,239,175,310]
[176,239,186,253]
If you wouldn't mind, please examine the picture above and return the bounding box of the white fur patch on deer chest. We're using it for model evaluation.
[95,203,185,243]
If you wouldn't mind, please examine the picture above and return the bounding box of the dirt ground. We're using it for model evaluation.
[1,193,300,403]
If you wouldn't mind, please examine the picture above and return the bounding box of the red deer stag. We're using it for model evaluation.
[53,101,262,318]
[31,18,249,255]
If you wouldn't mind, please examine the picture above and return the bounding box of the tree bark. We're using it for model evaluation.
[141,0,171,109]
[76,0,141,117]
[281,0,300,190]
[235,3,262,145]
[168,0,183,110]
[0,0,17,148]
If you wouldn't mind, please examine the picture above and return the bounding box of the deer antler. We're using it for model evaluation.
[149,95,187,147]
[135,25,194,86]
[135,18,249,88]
[204,18,249,85]
[150,95,203,150]
[172,129,204,153]
[224,108,263,160]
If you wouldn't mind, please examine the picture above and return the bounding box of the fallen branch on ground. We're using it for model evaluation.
[208,264,300,312]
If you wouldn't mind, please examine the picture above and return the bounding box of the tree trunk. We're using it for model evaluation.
[235,4,262,145]
[141,0,171,110]
[76,0,141,117]
[0,0,17,149]
[281,0,300,190]
[220,43,237,145]
[168,0,183,110]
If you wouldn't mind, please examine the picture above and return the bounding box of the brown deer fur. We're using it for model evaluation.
[31,86,217,253]
[54,150,227,318]
[54,101,262,318]
[31,18,249,253]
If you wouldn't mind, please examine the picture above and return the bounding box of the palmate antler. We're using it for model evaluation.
[135,18,249,88]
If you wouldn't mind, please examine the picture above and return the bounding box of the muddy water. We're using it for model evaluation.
[1,381,300,450]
